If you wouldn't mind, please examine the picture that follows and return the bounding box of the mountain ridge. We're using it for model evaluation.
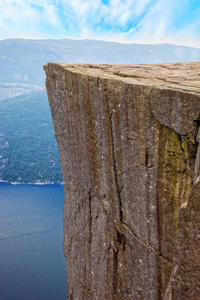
[1,38,199,86]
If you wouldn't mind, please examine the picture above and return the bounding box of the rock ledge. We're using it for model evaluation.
[44,62,200,300]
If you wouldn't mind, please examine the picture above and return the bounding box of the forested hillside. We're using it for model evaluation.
[0,90,62,183]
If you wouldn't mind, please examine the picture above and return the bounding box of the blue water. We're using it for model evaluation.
[0,183,68,300]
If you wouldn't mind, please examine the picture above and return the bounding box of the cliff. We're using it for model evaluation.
[44,62,200,300]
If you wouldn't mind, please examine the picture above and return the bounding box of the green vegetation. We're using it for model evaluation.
[0,90,62,183]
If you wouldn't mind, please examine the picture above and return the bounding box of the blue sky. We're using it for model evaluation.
[0,0,200,47]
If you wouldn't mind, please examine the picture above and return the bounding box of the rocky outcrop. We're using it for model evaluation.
[44,62,200,300]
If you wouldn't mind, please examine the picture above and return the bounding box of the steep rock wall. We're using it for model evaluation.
[44,62,200,300]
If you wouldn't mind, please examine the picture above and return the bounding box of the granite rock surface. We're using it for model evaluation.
[44,62,200,300]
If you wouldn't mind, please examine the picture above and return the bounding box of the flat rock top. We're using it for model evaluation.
[45,61,200,94]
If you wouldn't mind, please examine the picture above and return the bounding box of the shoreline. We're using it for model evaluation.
[0,180,63,186]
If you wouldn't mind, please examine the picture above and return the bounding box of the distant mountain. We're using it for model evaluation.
[0,39,199,183]
[0,39,199,86]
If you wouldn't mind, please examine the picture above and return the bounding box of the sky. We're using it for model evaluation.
[0,0,200,47]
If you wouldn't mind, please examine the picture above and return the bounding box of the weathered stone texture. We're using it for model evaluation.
[44,62,200,300]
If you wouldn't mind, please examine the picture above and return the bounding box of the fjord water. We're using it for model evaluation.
[0,183,68,300]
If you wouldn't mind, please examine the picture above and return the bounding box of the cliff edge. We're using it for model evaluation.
[44,62,200,300]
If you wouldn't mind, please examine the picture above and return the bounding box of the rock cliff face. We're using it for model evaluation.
[44,62,200,300]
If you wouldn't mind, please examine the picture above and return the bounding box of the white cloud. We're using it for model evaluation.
[122,0,200,47]
[0,0,199,47]
[0,0,64,39]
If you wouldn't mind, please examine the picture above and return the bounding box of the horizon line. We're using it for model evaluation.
[0,37,200,50]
